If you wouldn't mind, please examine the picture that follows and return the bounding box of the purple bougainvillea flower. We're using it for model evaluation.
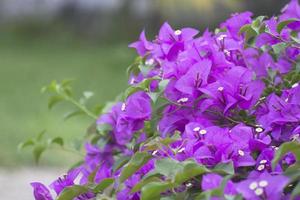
[200,66,264,114]
[175,59,212,96]
[228,124,256,167]
[156,22,199,61]
[30,1,300,199]
[257,85,300,141]
[84,143,114,169]
[50,168,81,195]
[254,148,283,173]
[236,172,289,200]
[194,126,233,166]
[129,30,153,56]
[221,11,253,39]
[280,0,300,30]
[123,91,151,120]
[96,91,151,145]
[202,173,237,199]
[31,182,53,200]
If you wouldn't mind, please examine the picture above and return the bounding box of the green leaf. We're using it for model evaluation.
[155,158,183,179]
[112,156,131,172]
[93,178,114,193]
[41,80,58,93]
[158,79,170,92]
[149,92,159,103]
[252,16,265,33]
[49,137,64,146]
[127,56,143,76]
[48,95,65,109]
[96,123,112,134]
[277,18,300,33]
[131,176,162,193]
[213,161,235,175]
[124,86,144,99]
[61,79,75,87]
[272,42,287,55]
[272,141,300,168]
[63,110,85,121]
[291,31,300,44]
[239,24,257,42]
[195,188,222,200]
[296,62,300,73]
[83,91,94,99]
[174,159,209,185]
[124,77,160,99]
[139,64,151,76]
[141,181,173,200]
[93,104,105,116]
[36,130,46,141]
[18,139,35,150]
[119,152,152,183]
[291,182,300,199]
[57,185,89,200]
[33,144,46,164]
[285,161,300,182]
[88,165,101,183]
[143,133,180,151]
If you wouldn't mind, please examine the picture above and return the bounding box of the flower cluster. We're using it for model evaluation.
[31,1,300,199]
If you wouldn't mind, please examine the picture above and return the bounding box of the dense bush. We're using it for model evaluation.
[23,0,300,199]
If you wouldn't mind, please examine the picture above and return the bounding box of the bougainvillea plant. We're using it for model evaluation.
[21,0,300,199]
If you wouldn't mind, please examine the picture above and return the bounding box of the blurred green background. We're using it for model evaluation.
[0,0,290,167]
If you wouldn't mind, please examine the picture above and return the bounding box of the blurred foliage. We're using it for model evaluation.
[0,34,135,166]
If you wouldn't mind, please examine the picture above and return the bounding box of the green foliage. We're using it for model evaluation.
[57,185,89,200]
[272,141,300,168]
[42,80,99,120]
[18,130,81,164]
[119,152,152,183]
[277,18,300,33]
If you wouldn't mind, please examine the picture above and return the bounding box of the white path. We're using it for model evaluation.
[0,167,64,200]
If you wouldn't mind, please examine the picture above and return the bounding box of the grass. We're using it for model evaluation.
[0,34,135,167]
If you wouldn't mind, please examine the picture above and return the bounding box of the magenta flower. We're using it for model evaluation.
[31,182,53,200]
[129,30,153,56]
[236,172,289,200]
[221,11,253,39]
[30,1,300,199]
[50,168,81,195]
[201,173,237,198]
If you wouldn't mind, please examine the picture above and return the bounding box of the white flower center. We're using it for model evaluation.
[199,129,207,135]
[145,59,154,65]
[254,188,264,196]
[177,97,189,103]
[255,127,263,133]
[217,34,227,41]
[121,103,126,111]
[178,147,185,153]
[152,150,158,155]
[217,86,224,91]
[259,159,267,164]
[224,49,230,56]
[193,127,201,132]
[285,98,289,102]
[257,164,265,171]
[238,150,245,156]
[186,182,193,187]
[249,181,258,190]
[292,83,299,88]
[259,180,268,187]
[174,30,182,36]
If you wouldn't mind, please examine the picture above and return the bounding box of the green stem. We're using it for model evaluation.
[60,92,98,120]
